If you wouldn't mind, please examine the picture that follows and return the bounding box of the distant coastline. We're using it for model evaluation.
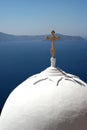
[0,32,85,42]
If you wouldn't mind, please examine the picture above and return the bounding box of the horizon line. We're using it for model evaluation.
[0,31,85,38]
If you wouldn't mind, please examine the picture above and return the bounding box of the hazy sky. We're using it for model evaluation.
[0,0,87,37]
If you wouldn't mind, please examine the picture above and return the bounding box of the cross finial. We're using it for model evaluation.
[46,30,61,58]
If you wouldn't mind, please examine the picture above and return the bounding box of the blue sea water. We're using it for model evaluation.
[0,40,87,109]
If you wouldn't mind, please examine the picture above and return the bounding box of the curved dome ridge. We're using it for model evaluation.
[26,66,87,87]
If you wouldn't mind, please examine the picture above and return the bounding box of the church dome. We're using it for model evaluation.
[0,31,87,130]
[0,59,87,130]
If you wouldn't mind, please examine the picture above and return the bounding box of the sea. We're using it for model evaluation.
[0,40,87,110]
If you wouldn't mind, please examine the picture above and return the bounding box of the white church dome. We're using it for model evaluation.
[0,31,87,130]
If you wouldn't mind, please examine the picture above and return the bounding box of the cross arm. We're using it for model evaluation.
[55,36,61,40]
[46,36,52,40]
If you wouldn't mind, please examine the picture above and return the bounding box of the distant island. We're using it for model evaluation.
[0,32,84,42]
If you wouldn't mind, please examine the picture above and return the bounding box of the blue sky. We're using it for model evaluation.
[0,0,87,37]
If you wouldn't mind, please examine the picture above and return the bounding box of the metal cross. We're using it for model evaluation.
[46,30,61,58]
